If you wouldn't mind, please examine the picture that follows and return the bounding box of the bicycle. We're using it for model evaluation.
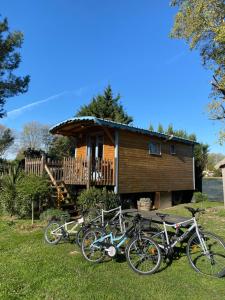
[150,206,225,278]
[81,214,162,275]
[44,206,126,247]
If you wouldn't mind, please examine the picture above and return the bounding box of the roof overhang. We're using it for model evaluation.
[49,116,197,145]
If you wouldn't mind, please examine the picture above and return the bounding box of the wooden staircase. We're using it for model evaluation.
[44,164,71,207]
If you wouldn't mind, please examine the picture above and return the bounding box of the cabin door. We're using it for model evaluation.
[90,135,103,161]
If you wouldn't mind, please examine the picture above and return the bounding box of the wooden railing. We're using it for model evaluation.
[24,157,114,186]
[91,159,114,185]
[63,157,87,185]
[25,157,44,176]
[46,159,63,182]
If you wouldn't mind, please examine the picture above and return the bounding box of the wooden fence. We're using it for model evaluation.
[25,157,44,176]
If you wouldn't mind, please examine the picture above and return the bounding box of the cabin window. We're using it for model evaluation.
[170,144,176,155]
[96,136,103,159]
[149,142,161,155]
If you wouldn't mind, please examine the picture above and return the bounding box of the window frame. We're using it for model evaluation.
[170,144,176,155]
[148,141,162,156]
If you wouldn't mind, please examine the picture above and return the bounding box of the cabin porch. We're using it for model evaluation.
[25,156,114,187]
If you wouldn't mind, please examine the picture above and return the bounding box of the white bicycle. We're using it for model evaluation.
[150,207,225,277]
[44,206,126,247]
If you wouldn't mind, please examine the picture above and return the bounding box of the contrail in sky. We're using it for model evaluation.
[165,51,186,65]
[7,91,69,118]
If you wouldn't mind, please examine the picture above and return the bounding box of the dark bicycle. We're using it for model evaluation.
[81,214,162,275]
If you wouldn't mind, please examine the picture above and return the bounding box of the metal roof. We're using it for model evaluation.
[49,116,196,145]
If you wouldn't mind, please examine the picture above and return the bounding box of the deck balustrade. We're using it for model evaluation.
[24,157,114,186]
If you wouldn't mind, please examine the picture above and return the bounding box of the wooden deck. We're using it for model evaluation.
[25,157,114,186]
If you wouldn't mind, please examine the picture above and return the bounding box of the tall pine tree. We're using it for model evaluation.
[76,85,133,125]
[0,17,30,118]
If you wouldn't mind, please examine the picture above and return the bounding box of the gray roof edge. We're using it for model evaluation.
[49,116,197,145]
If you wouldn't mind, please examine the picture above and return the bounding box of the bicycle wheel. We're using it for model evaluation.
[187,231,225,277]
[126,236,161,275]
[81,228,106,263]
[76,226,88,248]
[44,222,63,245]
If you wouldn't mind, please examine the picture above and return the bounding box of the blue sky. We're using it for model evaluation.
[1,0,224,154]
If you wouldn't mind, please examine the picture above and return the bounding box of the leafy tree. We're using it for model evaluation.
[207,152,224,176]
[48,135,76,160]
[170,0,225,141]
[76,85,133,124]
[20,122,53,151]
[0,124,14,156]
[166,124,174,135]
[16,174,50,223]
[149,123,154,131]
[0,168,50,221]
[0,17,30,118]
[194,143,209,191]
[157,123,164,133]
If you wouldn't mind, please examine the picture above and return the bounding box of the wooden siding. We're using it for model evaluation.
[76,136,87,158]
[118,131,194,194]
[103,134,115,161]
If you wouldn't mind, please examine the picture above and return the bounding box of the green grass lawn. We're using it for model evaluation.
[0,202,225,300]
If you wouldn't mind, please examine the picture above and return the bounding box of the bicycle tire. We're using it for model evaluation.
[44,221,63,245]
[81,227,106,263]
[187,231,225,277]
[76,226,88,248]
[126,236,161,275]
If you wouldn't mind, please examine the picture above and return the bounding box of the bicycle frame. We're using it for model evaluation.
[51,206,125,237]
[51,217,84,235]
[91,231,128,251]
[153,217,209,254]
[101,206,126,233]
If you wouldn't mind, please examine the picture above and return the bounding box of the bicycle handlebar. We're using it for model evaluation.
[184,206,205,217]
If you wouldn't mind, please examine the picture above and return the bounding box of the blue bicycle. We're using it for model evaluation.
[81,214,162,275]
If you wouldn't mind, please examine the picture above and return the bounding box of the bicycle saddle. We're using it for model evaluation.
[156,213,169,221]
[184,207,205,217]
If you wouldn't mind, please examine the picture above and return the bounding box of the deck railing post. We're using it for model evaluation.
[87,155,91,189]
[40,155,46,175]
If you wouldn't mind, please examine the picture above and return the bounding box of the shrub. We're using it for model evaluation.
[0,170,50,218]
[193,192,208,203]
[16,174,50,218]
[0,167,22,216]
[39,208,70,222]
[77,187,120,210]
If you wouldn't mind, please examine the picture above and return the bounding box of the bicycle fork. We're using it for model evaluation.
[195,221,211,258]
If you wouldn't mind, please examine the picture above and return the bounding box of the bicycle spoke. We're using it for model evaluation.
[187,232,225,277]
[126,237,161,275]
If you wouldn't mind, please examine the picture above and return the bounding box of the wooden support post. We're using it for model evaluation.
[154,192,160,209]
[31,200,34,225]
[87,155,91,189]
[114,130,119,194]
[41,155,46,175]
